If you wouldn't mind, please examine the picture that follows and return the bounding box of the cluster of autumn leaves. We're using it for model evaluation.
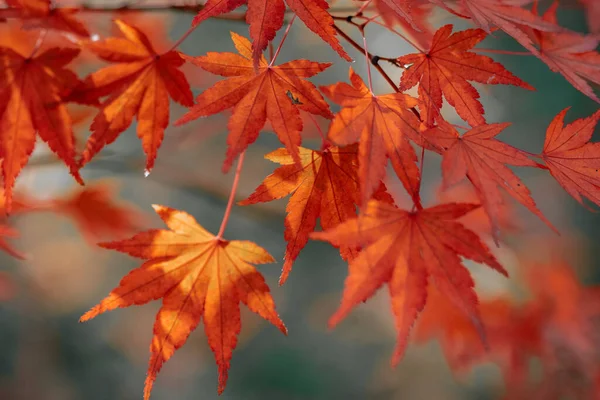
[1,0,600,398]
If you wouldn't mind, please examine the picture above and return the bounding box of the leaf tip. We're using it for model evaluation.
[79,309,96,323]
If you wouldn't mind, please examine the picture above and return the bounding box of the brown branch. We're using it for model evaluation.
[39,2,371,15]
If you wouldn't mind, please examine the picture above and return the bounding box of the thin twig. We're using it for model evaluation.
[269,14,296,67]
[29,29,48,58]
[216,151,246,239]
[360,27,374,94]
[306,113,330,150]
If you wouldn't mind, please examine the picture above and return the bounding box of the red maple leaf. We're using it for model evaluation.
[530,2,600,103]
[0,0,89,37]
[414,286,543,384]
[397,24,534,127]
[424,120,555,242]
[175,32,333,172]
[320,67,423,207]
[373,0,434,33]
[192,0,351,66]
[416,261,600,400]
[540,107,600,208]
[311,200,505,363]
[454,0,564,56]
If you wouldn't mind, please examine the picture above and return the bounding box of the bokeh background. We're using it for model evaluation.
[0,1,598,399]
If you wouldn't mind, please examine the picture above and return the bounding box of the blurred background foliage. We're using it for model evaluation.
[0,0,598,399]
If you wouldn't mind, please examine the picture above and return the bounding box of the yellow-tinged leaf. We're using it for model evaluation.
[80,205,286,398]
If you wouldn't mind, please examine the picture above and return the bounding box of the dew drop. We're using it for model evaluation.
[144,169,151,178]
[90,33,100,42]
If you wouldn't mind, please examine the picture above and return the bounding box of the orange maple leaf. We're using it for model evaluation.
[396,24,534,127]
[1,0,89,37]
[50,181,144,243]
[80,205,287,398]
[175,32,332,172]
[69,19,194,173]
[320,67,423,207]
[192,0,350,67]
[311,200,505,364]
[424,120,555,243]
[239,144,393,285]
[540,107,600,208]
[0,46,83,211]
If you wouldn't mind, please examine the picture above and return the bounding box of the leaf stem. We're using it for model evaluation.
[332,23,421,121]
[269,14,296,67]
[306,113,329,150]
[29,29,48,58]
[269,42,275,62]
[168,24,200,52]
[360,28,375,94]
[356,0,373,15]
[353,16,424,52]
[413,146,425,212]
[216,151,246,239]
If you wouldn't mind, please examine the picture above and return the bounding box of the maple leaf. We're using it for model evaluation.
[523,262,600,399]
[396,24,534,127]
[191,0,351,67]
[320,67,423,207]
[454,0,564,56]
[540,107,600,209]
[437,181,521,236]
[0,46,83,211]
[529,2,600,103]
[175,32,332,172]
[69,19,194,173]
[50,181,144,243]
[1,0,89,37]
[414,286,542,384]
[416,261,600,399]
[239,144,393,285]
[424,120,555,243]
[80,205,286,398]
[311,200,505,363]
[373,0,433,33]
